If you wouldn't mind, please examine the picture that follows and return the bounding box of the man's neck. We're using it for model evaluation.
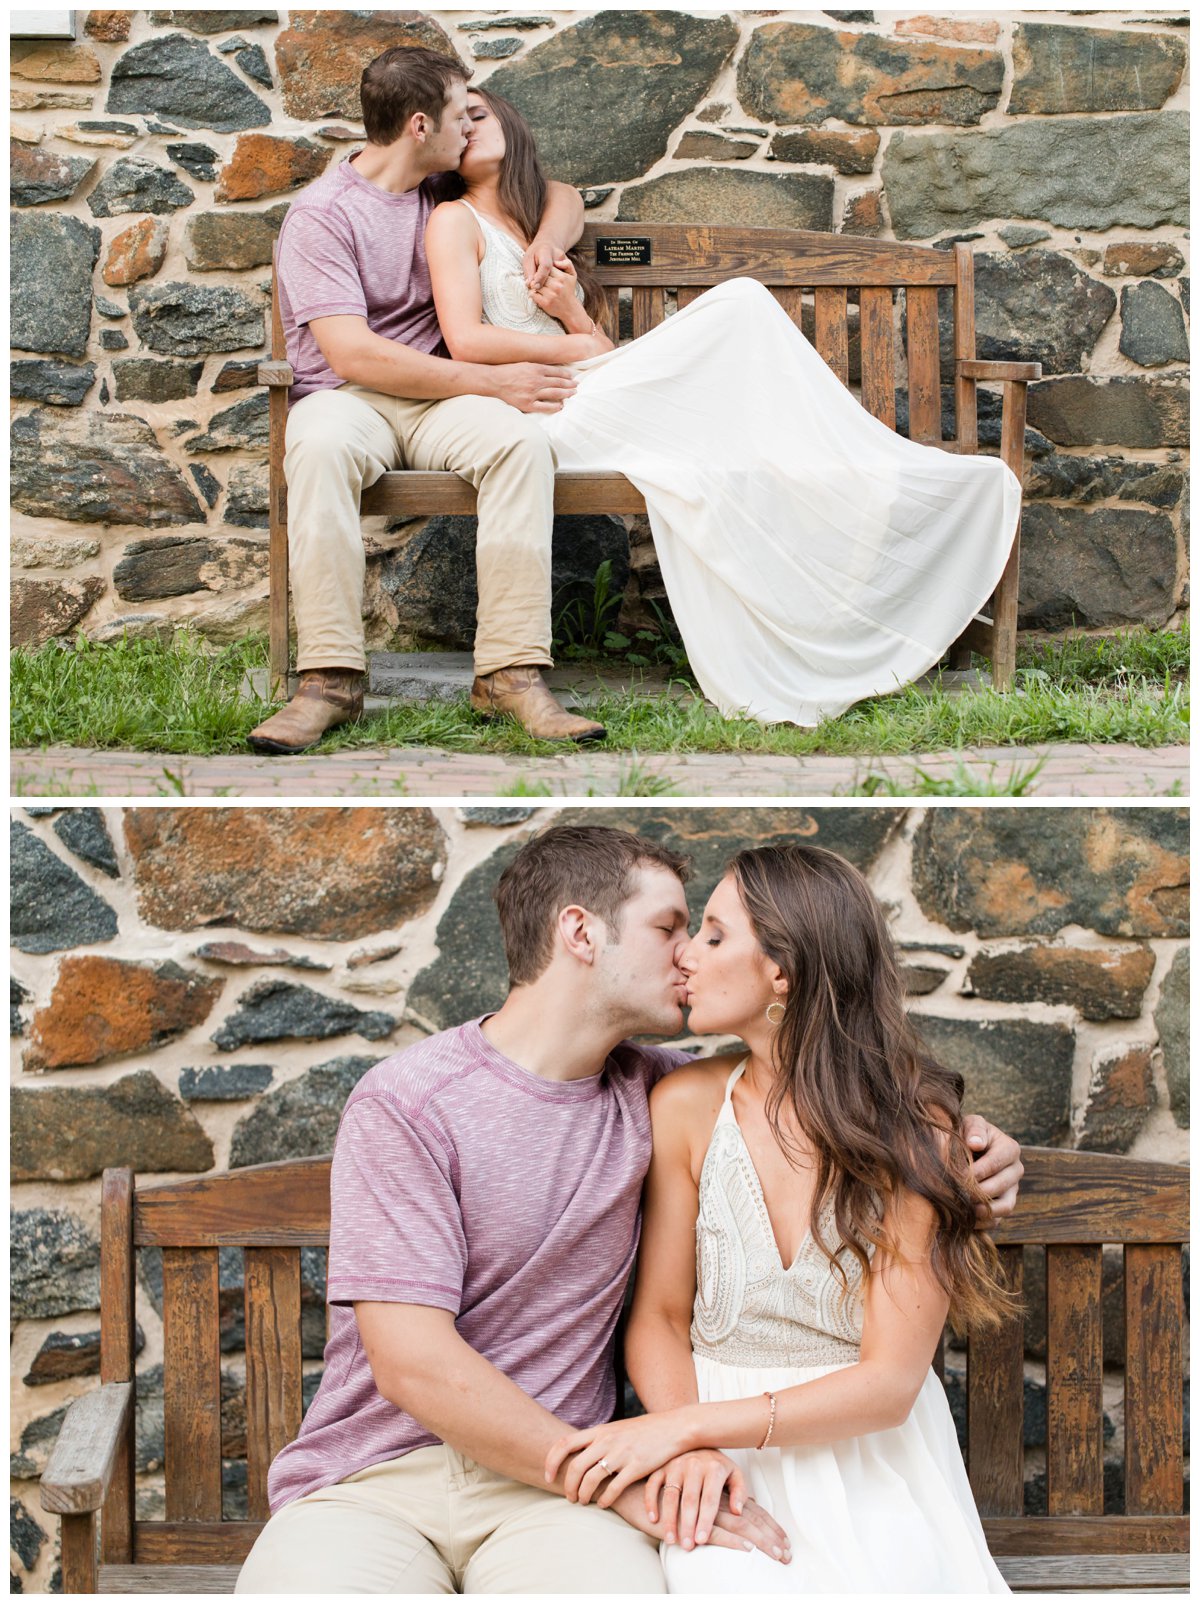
[480,985,630,1083]
[350,138,436,195]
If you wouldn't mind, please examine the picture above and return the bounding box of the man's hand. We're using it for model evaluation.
[488,361,578,414]
[523,234,563,293]
[611,1481,791,1565]
[963,1114,1023,1223]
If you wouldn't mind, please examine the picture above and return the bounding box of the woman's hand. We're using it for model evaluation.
[530,254,587,326]
[545,1408,697,1507]
[646,1449,758,1553]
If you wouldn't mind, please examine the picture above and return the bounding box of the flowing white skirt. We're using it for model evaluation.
[662,1354,1009,1594]
[539,278,1022,726]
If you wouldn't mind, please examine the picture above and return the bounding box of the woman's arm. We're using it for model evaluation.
[523,178,585,289]
[549,1184,949,1506]
[425,202,603,366]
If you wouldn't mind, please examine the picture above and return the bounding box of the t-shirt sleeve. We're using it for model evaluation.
[326,1093,466,1314]
[278,206,370,327]
[636,1044,695,1090]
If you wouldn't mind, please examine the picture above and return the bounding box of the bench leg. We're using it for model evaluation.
[268,387,290,699]
[61,1511,98,1594]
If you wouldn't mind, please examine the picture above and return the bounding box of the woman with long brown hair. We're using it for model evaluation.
[542,843,1012,1593]
[424,88,1022,730]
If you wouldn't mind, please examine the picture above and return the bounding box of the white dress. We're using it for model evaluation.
[662,1061,1009,1594]
[459,201,1023,726]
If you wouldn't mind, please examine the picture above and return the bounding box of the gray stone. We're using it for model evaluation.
[459,808,537,827]
[13,532,104,571]
[912,808,1189,939]
[185,393,269,452]
[618,167,834,230]
[367,653,473,701]
[99,329,129,351]
[166,140,218,181]
[10,820,118,955]
[675,130,757,161]
[377,514,630,652]
[901,962,950,996]
[11,211,100,358]
[1017,505,1177,630]
[10,1403,70,1481]
[1010,22,1186,114]
[112,358,204,403]
[1156,947,1189,1128]
[191,463,221,507]
[1027,376,1188,449]
[53,808,119,877]
[738,21,1003,126]
[232,42,272,86]
[485,12,739,186]
[148,10,278,31]
[192,940,330,970]
[473,38,523,60]
[225,464,269,528]
[946,251,1116,376]
[229,1056,378,1167]
[581,187,613,209]
[23,1326,142,1385]
[768,127,879,174]
[11,576,106,649]
[1025,453,1185,508]
[107,34,271,132]
[213,359,261,392]
[89,613,174,646]
[12,977,30,1037]
[129,281,266,355]
[179,1063,274,1100]
[10,360,96,406]
[10,141,95,205]
[12,1070,215,1182]
[184,206,287,272]
[1119,280,1189,367]
[113,534,265,602]
[998,225,1051,249]
[911,1015,1075,1145]
[883,114,1189,238]
[407,808,902,1033]
[465,15,553,29]
[11,1208,101,1319]
[86,155,194,217]
[212,982,396,1051]
[95,297,125,319]
[10,1499,45,1571]
[12,410,206,527]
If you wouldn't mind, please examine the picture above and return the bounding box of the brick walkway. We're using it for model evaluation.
[10,743,1189,799]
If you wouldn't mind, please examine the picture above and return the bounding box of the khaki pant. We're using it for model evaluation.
[284,385,557,677]
[234,1444,665,1594]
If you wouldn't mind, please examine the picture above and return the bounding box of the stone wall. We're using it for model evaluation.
[9,803,1189,1591]
[9,9,1190,656]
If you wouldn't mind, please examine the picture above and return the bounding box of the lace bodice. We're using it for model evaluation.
[455,198,583,336]
[691,1061,871,1368]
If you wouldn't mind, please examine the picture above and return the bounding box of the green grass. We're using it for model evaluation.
[10,624,1189,760]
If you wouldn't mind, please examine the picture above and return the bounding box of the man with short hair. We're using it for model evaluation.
[236,825,1023,1593]
[248,46,604,755]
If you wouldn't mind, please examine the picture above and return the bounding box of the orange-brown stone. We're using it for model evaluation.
[895,16,1000,45]
[215,133,330,203]
[124,807,446,940]
[967,942,1155,1020]
[85,10,133,41]
[274,11,459,122]
[11,43,102,84]
[841,188,884,237]
[102,216,169,287]
[25,956,223,1072]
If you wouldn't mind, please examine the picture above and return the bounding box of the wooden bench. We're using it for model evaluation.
[40,1146,1186,1593]
[258,224,1041,698]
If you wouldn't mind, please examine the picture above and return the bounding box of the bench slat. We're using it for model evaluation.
[813,286,849,387]
[138,1160,332,1247]
[675,286,704,312]
[100,1170,136,1564]
[163,1250,223,1522]
[1125,1245,1185,1515]
[768,285,805,330]
[244,1249,303,1522]
[582,223,957,286]
[859,286,896,429]
[631,286,664,339]
[982,1514,1189,1555]
[953,243,978,450]
[1046,1244,1104,1516]
[967,1245,1025,1515]
[906,285,942,443]
[990,1149,1187,1243]
[137,1523,260,1565]
[996,1553,1188,1591]
[360,470,648,517]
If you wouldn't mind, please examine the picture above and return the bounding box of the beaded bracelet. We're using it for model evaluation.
[757,1390,777,1450]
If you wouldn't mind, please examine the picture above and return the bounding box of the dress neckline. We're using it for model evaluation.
[455,197,528,257]
[718,1058,817,1275]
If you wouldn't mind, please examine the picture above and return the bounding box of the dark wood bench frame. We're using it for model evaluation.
[258,224,1041,699]
[41,1146,1186,1593]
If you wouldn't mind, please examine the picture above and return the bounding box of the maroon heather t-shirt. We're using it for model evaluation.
[276,155,452,401]
[267,1020,689,1512]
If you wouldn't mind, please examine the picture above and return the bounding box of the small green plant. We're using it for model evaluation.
[553,560,624,657]
[850,757,1046,797]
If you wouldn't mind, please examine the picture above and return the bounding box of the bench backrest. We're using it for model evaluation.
[97,1147,1187,1570]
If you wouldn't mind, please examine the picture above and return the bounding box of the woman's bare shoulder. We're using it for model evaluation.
[650,1051,741,1119]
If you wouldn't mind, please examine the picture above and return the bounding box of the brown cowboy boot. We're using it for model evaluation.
[247,668,365,755]
[471,666,606,743]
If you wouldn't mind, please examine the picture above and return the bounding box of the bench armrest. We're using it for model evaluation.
[257,359,294,387]
[957,358,1042,382]
[40,1382,132,1515]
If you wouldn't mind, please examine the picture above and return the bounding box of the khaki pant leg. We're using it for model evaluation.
[284,387,402,674]
[399,394,557,678]
[457,1467,665,1596]
[234,1449,455,1595]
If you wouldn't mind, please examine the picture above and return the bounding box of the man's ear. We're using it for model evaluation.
[557,904,597,966]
